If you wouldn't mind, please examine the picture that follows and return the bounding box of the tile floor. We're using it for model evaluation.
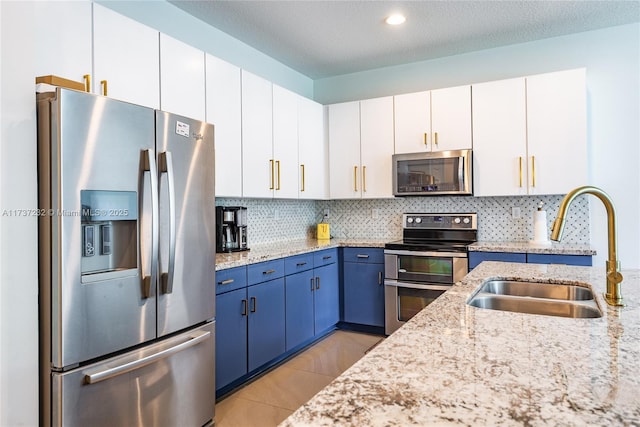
[214,330,384,427]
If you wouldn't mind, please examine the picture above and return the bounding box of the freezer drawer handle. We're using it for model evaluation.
[140,149,159,298]
[159,151,176,294]
[84,330,211,384]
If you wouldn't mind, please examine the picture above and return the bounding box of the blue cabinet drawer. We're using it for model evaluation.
[285,253,314,275]
[215,266,247,294]
[248,258,285,286]
[468,251,526,270]
[314,248,338,267]
[527,254,592,266]
[343,247,384,264]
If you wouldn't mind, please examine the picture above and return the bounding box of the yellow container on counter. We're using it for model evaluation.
[317,223,330,240]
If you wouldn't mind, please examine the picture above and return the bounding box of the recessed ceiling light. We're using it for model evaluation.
[385,14,406,26]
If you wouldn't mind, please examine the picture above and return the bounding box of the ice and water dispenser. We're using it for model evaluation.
[80,190,138,279]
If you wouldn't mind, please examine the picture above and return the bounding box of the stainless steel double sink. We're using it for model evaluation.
[467,279,602,318]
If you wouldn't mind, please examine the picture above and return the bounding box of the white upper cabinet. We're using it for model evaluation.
[430,85,472,151]
[34,1,92,85]
[394,91,431,153]
[360,96,394,198]
[472,78,528,196]
[205,54,242,198]
[93,3,160,108]
[272,85,300,199]
[394,86,471,153]
[526,68,587,195]
[472,69,587,196]
[328,102,361,199]
[241,70,274,198]
[298,97,328,199]
[159,33,205,120]
[328,97,394,199]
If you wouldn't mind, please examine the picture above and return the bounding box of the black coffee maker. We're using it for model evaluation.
[216,206,249,253]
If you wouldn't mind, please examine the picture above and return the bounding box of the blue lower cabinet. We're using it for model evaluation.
[468,251,593,271]
[314,262,340,333]
[468,251,527,270]
[247,278,286,372]
[215,287,248,390]
[527,253,592,266]
[343,249,385,327]
[285,270,315,351]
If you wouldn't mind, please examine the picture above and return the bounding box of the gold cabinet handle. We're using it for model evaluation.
[275,160,281,190]
[531,156,536,188]
[83,74,91,92]
[353,166,358,192]
[519,156,523,188]
[300,164,305,192]
[434,132,438,146]
[269,159,274,190]
[100,80,108,96]
[362,165,367,193]
[423,132,428,145]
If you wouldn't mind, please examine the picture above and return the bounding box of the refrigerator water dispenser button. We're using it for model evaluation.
[83,225,95,257]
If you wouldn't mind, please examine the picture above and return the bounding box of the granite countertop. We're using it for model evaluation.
[215,238,388,270]
[216,238,594,270]
[469,241,596,255]
[281,262,640,426]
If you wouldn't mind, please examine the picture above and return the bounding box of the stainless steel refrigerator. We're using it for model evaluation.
[37,88,216,427]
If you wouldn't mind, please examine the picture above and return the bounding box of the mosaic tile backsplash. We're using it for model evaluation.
[216,195,590,246]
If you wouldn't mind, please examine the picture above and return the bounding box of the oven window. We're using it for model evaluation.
[397,287,445,321]
[398,256,453,284]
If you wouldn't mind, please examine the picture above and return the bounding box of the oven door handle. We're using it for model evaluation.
[384,280,453,292]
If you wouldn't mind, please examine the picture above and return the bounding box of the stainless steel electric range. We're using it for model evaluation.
[384,213,478,335]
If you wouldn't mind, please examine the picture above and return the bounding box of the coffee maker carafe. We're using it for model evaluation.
[216,206,249,253]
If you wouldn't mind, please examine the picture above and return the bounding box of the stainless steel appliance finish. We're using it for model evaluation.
[37,88,215,427]
[384,213,477,335]
[392,149,473,196]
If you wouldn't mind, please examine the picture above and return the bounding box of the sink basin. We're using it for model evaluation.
[481,280,594,301]
[467,280,602,319]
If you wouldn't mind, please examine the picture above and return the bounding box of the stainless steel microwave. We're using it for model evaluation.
[392,149,473,196]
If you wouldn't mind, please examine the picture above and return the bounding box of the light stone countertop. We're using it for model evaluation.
[215,238,388,270]
[280,262,640,426]
[469,241,596,255]
[215,238,594,270]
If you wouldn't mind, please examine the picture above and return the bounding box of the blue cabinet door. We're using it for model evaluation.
[215,287,248,390]
[343,261,385,327]
[527,253,592,266]
[468,251,527,270]
[285,270,315,351]
[247,278,286,372]
[314,262,339,333]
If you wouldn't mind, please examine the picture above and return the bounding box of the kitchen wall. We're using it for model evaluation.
[313,23,640,269]
[217,195,590,246]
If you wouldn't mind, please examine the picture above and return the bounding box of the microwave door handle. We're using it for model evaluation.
[458,155,464,187]
[140,149,159,298]
[159,151,176,294]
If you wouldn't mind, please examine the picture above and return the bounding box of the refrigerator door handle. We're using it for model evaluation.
[159,151,176,294]
[84,330,211,384]
[140,149,159,298]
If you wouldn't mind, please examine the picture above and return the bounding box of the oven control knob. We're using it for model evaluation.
[463,217,471,224]
[414,217,422,224]
[407,217,414,224]
[454,217,461,224]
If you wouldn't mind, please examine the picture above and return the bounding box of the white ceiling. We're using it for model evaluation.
[170,1,640,80]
